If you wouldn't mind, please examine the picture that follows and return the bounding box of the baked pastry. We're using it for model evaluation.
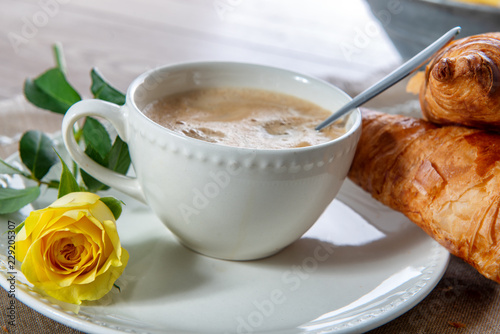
[413,33,500,130]
[348,108,500,283]
[455,0,500,6]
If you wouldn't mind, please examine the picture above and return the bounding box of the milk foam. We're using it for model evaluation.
[143,88,345,149]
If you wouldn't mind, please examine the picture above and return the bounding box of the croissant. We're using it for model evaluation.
[348,108,500,283]
[416,33,500,130]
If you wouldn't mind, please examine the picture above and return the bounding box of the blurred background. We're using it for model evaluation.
[3,0,499,109]
[1,0,403,101]
[366,0,500,60]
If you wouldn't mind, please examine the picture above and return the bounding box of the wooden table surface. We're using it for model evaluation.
[1,1,500,333]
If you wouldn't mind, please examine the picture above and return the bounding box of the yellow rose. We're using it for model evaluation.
[15,192,128,305]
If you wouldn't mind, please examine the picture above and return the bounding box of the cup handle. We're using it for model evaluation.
[62,99,146,203]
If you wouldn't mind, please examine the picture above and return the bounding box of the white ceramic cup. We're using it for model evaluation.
[62,62,361,260]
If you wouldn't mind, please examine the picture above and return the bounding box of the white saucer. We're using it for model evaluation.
[0,157,449,333]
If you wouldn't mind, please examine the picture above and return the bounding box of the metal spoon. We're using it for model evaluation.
[315,26,461,131]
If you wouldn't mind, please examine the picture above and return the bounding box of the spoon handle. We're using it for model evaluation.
[315,26,461,131]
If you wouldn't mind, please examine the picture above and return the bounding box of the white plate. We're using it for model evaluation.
[0,152,449,334]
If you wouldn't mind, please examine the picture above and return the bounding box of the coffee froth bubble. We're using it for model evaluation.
[142,87,345,150]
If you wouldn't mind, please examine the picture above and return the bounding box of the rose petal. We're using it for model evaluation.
[21,238,52,286]
[88,200,116,225]
[49,192,101,209]
[15,193,128,305]
[19,209,51,245]
[14,226,31,262]
[39,231,92,287]
[100,220,124,269]
[40,248,129,305]
[44,214,79,235]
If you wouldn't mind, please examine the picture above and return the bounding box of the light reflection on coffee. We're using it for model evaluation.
[143,87,345,149]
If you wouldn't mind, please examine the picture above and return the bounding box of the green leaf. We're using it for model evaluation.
[24,78,70,115]
[46,180,60,189]
[0,159,26,176]
[80,136,131,192]
[91,68,126,105]
[53,43,67,75]
[14,221,25,235]
[80,144,110,193]
[80,169,109,193]
[100,196,124,220]
[24,68,81,115]
[0,187,40,214]
[81,169,109,193]
[56,152,80,198]
[34,68,81,110]
[107,136,131,175]
[83,117,112,160]
[19,131,59,180]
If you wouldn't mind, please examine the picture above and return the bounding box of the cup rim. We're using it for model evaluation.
[127,61,361,153]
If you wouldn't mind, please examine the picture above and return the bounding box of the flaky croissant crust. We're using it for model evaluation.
[420,33,500,130]
[349,109,500,283]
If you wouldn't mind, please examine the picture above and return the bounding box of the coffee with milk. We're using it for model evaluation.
[143,87,344,149]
